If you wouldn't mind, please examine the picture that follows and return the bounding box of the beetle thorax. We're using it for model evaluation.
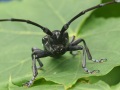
[49,30,67,55]
[42,30,69,56]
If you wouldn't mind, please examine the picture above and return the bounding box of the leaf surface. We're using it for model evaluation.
[1,0,120,90]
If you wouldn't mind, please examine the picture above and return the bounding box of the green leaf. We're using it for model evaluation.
[70,79,120,90]
[77,1,120,77]
[1,0,120,90]
[69,66,120,90]
[89,66,120,86]
[111,82,120,90]
[69,79,120,90]
[6,78,64,90]
[75,4,120,89]
[70,80,111,90]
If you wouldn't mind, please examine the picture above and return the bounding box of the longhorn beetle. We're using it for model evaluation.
[0,0,119,87]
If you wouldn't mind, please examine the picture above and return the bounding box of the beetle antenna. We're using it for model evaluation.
[0,18,53,36]
[60,0,119,36]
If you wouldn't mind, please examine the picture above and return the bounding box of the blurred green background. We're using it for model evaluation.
[0,0,120,90]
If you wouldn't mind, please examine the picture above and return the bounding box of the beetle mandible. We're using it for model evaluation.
[0,0,119,87]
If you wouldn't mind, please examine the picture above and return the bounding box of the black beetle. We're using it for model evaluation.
[0,0,119,87]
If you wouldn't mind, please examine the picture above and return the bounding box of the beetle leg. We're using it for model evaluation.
[37,59,43,69]
[70,38,107,62]
[81,46,99,74]
[70,38,92,59]
[91,58,107,63]
[23,47,50,87]
[69,36,78,56]
[31,47,44,69]
[70,35,76,43]
[23,52,38,87]
[68,45,99,74]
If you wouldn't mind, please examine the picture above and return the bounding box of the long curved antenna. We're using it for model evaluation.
[60,0,119,36]
[0,18,53,36]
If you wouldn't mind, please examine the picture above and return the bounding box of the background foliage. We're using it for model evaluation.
[0,0,120,90]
